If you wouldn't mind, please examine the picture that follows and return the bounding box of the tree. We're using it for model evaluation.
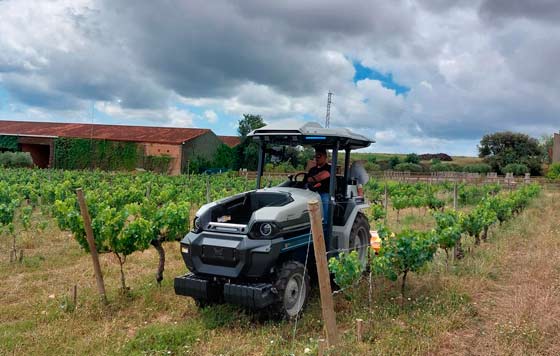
[235,114,266,170]
[388,156,400,169]
[213,144,235,170]
[539,134,554,164]
[405,153,420,164]
[237,114,265,138]
[478,132,542,175]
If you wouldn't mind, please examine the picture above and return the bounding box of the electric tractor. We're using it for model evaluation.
[174,122,374,318]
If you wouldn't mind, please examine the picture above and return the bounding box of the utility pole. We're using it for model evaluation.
[325,92,333,128]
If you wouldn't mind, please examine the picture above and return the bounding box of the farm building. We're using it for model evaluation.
[0,120,225,175]
[553,133,560,163]
[217,135,241,147]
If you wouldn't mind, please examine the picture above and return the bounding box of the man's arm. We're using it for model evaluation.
[308,170,330,183]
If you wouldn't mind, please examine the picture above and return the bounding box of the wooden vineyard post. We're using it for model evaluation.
[76,188,107,304]
[317,339,327,356]
[72,284,78,307]
[307,199,339,347]
[453,180,458,210]
[206,175,211,203]
[452,181,458,262]
[384,181,389,223]
[356,318,364,342]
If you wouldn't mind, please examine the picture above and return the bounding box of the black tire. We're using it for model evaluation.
[273,261,310,320]
[348,213,370,270]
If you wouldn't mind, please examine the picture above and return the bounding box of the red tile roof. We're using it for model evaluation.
[218,135,241,147]
[0,120,211,145]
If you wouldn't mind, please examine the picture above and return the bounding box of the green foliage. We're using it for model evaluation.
[462,163,492,174]
[364,162,381,172]
[366,204,386,222]
[264,161,297,173]
[0,181,18,231]
[460,210,484,244]
[0,135,19,150]
[188,155,212,174]
[153,201,190,241]
[502,163,529,176]
[431,162,461,172]
[371,228,438,295]
[328,250,363,294]
[237,114,265,138]
[394,163,423,172]
[0,152,34,168]
[547,163,560,180]
[212,144,236,170]
[432,210,462,251]
[404,153,420,164]
[478,131,542,175]
[54,138,140,171]
[388,156,400,169]
[143,155,172,173]
[539,134,554,164]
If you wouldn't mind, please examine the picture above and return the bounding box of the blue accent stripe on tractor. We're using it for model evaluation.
[305,136,326,140]
[280,233,313,253]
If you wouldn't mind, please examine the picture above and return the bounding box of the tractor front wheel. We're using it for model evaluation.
[273,261,310,320]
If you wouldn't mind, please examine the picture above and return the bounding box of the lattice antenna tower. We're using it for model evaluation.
[325,92,333,128]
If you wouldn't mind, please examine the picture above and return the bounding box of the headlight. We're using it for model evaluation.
[192,217,201,232]
[260,223,273,236]
[181,245,189,254]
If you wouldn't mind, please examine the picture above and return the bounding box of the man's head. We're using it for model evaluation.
[314,147,327,166]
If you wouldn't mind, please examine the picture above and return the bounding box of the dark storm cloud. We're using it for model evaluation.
[479,0,560,23]
[415,0,475,13]
[96,0,414,99]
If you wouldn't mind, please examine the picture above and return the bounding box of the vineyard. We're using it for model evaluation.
[1,167,557,355]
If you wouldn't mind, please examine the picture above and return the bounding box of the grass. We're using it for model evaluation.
[1,188,559,355]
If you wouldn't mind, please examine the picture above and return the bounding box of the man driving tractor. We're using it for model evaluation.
[307,146,331,219]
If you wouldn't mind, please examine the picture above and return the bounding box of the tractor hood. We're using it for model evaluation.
[193,187,320,237]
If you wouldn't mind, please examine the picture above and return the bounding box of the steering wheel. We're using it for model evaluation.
[292,172,308,182]
[290,172,309,188]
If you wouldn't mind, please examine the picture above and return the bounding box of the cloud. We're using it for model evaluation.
[98,103,195,127]
[203,110,218,124]
[479,0,560,23]
[0,0,559,155]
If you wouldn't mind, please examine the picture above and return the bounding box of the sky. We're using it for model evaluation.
[0,0,559,156]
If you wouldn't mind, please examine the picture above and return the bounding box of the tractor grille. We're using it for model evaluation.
[201,245,238,267]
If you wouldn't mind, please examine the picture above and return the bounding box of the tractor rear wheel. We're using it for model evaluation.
[348,213,370,270]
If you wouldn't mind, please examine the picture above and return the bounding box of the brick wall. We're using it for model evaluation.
[143,143,182,175]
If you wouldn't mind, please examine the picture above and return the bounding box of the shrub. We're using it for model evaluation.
[546,163,560,180]
[405,153,420,164]
[462,163,491,174]
[431,162,461,172]
[0,152,34,168]
[364,162,381,172]
[388,156,401,169]
[502,163,529,176]
[394,162,423,172]
[371,227,438,298]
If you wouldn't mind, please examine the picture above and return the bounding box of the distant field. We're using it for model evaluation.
[352,152,483,167]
